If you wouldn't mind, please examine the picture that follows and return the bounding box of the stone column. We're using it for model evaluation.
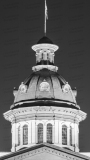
[11,123,16,152]
[16,124,19,147]
[43,124,46,142]
[35,121,37,144]
[59,121,62,145]
[67,124,70,146]
[31,120,35,144]
[54,120,58,143]
[28,121,31,144]
[20,125,23,146]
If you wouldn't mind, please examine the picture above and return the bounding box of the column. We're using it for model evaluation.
[73,122,77,151]
[28,121,31,144]
[43,51,47,61]
[59,121,62,145]
[75,124,79,151]
[20,125,23,146]
[31,120,35,143]
[52,124,55,143]
[43,124,46,142]
[72,123,74,146]
[67,124,70,146]
[15,124,19,147]
[11,123,16,152]
[54,120,58,143]
[77,124,79,149]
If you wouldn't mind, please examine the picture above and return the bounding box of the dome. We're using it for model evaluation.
[12,68,77,109]
[37,36,53,44]
[4,36,86,153]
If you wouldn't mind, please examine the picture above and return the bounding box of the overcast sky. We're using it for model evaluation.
[0,0,90,152]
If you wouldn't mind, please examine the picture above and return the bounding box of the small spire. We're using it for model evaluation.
[44,0,48,36]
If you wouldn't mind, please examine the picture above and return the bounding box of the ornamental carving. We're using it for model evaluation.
[39,79,50,91]
[62,83,71,93]
[19,82,27,93]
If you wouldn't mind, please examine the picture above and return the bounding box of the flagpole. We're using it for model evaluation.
[44,0,48,36]
[44,0,46,36]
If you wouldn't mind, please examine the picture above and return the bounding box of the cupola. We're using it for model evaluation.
[3,0,87,154]
[32,36,59,68]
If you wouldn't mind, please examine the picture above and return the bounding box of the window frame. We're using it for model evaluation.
[62,125,67,145]
[37,123,43,144]
[47,123,52,143]
[23,124,28,145]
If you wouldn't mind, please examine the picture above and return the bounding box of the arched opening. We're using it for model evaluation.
[37,123,43,143]
[62,125,67,145]
[18,126,20,146]
[70,126,72,146]
[47,123,52,143]
[23,125,28,145]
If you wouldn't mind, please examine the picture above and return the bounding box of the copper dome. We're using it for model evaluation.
[12,68,78,109]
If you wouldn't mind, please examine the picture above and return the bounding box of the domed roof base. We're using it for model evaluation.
[11,99,79,110]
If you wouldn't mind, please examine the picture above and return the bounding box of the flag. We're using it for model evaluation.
[45,0,48,20]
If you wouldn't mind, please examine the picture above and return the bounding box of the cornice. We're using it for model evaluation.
[3,106,86,123]
[32,65,58,72]
[32,43,59,52]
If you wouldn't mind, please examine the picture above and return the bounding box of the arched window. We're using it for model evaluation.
[23,125,28,145]
[18,126,20,146]
[70,126,72,146]
[38,123,43,143]
[47,123,52,143]
[62,125,67,145]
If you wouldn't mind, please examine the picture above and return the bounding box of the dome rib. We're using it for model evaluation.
[35,74,41,99]
[49,70,55,99]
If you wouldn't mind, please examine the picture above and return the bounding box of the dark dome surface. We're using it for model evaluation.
[24,69,65,86]
[37,36,53,44]
[13,69,76,108]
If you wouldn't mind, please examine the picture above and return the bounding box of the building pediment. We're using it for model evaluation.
[0,143,89,160]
